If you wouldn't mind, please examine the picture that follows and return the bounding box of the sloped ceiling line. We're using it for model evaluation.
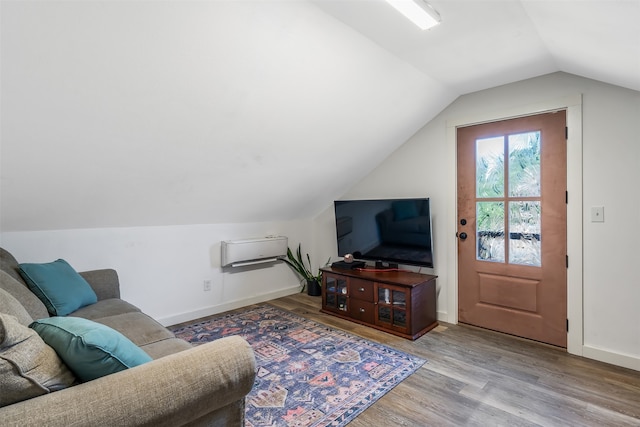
[1,0,638,231]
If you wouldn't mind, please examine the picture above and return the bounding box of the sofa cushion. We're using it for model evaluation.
[18,259,98,316]
[69,298,141,321]
[30,317,152,382]
[0,287,34,326]
[140,337,193,359]
[0,314,76,407]
[0,270,49,322]
[79,269,121,300]
[94,312,175,347]
[0,247,27,286]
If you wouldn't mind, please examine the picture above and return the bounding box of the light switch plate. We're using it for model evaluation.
[591,206,604,222]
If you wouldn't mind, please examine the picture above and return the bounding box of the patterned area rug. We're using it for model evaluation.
[171,305,425,427]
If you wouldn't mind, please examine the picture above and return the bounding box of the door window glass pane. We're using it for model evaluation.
[476,136,504,198]
[509,201,541,266]
[477,202,505,262]
[509,132,541,197]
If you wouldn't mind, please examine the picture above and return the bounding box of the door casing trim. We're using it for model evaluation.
[446,94,583,356]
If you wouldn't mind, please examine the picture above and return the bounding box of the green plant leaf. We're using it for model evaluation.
[283,244,331,288]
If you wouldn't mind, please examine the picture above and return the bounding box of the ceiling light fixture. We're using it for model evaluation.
[385,0,441,30]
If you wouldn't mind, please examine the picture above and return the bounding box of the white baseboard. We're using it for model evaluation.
[161,292,449,329]
[157,285,300,327]
[582,345,640,371]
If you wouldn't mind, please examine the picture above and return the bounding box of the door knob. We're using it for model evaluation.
[458,232,468,240]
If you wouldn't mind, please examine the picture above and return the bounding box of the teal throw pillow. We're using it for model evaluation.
[19,259,98,316]
[392,200,419,221]
[30,317,152,382]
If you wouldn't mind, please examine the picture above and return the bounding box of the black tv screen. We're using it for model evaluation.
[334,198,434,268]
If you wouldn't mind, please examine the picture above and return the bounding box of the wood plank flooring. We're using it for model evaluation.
[264,293,640,427]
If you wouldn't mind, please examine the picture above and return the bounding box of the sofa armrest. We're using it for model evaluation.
[79,269,121,300]
[0,335,256,427]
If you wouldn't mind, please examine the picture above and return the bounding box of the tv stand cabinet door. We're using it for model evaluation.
[374,283,410,335]
[323,273,348,314]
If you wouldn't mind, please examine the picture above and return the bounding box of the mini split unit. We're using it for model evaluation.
[221,236,288,268]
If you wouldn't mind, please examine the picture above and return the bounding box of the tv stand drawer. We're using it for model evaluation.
[349,300,375,324]
[348,279,374,302]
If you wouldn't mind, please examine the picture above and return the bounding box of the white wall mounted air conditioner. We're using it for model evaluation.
[221,236,288,268]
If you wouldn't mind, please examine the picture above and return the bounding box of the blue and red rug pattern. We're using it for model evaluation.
[171,305,425,427]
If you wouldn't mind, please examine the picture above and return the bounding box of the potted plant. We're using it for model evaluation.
[282,244,330,296]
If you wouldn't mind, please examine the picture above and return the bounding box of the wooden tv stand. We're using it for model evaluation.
[320,267,438,340]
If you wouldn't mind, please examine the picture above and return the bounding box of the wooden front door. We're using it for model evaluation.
[457,111,567,347]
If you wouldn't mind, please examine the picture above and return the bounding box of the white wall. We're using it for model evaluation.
[314,72,640,370]
[2,64,637,369]
[0,0,453,232]
[0,220,317,326]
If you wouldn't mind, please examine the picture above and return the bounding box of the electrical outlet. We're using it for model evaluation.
[203,279,212,292]
[591,206,604,222]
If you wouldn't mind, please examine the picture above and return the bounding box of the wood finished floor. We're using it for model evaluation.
[180,294,640,427]
[257,293,639,427]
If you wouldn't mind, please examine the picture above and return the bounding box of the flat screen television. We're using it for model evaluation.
[334,198,434,268]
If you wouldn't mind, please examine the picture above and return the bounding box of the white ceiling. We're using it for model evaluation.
[1,1,639,231]
[314,0,640,94]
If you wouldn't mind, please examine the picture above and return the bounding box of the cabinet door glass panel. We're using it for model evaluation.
[393,310,407,327]
[326,276,347,294]
[378,306,391,323]
[337,280,347,295]
[378,288,391,304]
[337,295,347,312]
[326,276,337,293]
[392,290,406,307]
[326,293,336,308]
[325,275,348,311]
[377,285,408,331]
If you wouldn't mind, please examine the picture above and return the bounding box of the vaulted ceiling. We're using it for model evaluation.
[1,0,639,231]
[315,0,640,94]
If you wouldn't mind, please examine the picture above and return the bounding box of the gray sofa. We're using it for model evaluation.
[0,247,256,426]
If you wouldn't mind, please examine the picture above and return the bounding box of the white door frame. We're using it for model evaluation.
[445,94,583,356]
